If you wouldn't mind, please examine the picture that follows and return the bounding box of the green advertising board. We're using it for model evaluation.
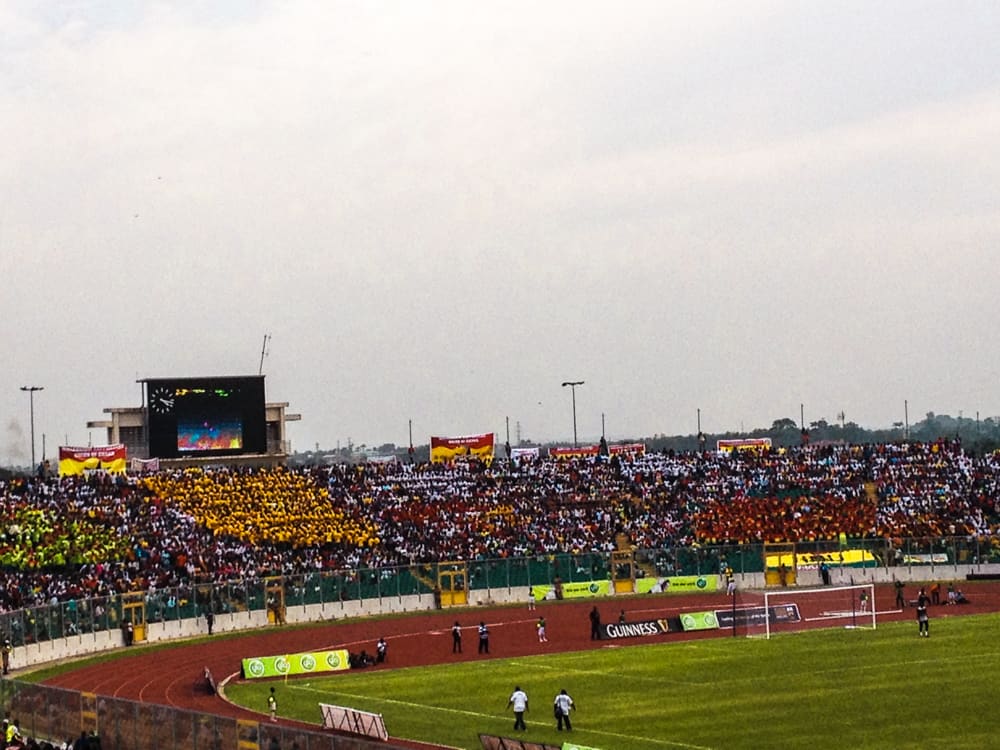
[563,743,603,750]
[679,610,720,631]
[532,580,611,600]
[532,575,717,600]
[241,649,350,679]
[635,575,717,595]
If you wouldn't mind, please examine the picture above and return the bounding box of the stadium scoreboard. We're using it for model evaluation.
[146,376,267,458]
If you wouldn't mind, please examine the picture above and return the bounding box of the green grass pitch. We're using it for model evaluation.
[225,613,999,749]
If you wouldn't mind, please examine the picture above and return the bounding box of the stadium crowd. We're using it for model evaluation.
[1,439,998,613]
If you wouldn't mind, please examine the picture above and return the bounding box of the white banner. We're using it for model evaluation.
[129,457,161,473]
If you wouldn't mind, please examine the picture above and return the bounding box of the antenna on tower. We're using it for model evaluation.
[258,333,271,375]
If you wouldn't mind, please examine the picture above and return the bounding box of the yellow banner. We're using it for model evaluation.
[58,445,127,476]
[766,549,878,569]
[429,433,494,463]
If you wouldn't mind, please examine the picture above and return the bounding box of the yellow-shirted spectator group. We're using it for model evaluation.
[142,467,380,548]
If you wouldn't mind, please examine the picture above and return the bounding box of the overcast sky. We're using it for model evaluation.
[2,0,999,465]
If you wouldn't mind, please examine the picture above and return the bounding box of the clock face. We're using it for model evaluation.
[151,387,175,414]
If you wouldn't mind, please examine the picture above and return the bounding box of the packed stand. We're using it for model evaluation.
[0,440,998,614]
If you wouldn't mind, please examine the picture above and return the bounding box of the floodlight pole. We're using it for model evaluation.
[20,386,44,469]
[561,381,584,447]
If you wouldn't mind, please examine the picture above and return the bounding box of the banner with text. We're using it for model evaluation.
[510,447,540,461]
[241,649,350,679]
[600,617,677,641]
[766,549,878,570]
[430,433,495,463]
[715,603,801,629]
[530,576,717,600]
[635,575,718,594]
[548,443,646,460]
[129,457,161,473]
[59,445,127,476]
[533,580,612,601]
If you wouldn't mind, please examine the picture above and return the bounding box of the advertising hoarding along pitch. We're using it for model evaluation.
[241,649,350,679]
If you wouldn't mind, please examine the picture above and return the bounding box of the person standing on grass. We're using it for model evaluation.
[268,686,278,722]
[507,685,528,731]
[553,688,575,731]
[917,588,930,637]
[452,621,462,653]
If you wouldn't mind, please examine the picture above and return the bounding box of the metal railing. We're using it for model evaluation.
[1,538,995,648]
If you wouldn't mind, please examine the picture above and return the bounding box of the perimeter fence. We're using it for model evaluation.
[0,537,994,647]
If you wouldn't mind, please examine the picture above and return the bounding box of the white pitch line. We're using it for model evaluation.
[291,684,716,749]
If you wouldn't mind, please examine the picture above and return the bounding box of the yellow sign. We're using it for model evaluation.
[765,549,877,569]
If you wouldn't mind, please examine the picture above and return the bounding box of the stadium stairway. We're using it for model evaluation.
[410,564,437,591]
[615,532,658,579]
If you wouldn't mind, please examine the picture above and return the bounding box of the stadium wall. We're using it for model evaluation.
[14,587,527,669]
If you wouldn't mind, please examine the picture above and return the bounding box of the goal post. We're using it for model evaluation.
[737,583,876,639]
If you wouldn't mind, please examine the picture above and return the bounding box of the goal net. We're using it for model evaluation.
[726,583,876,639]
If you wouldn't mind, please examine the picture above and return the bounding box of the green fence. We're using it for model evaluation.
[1,538,996,648]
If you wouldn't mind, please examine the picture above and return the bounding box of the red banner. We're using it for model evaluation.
[59,444,127,476]
[430,433,494,463]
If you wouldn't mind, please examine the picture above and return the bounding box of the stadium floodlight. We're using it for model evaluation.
[560,381,584,447]
[20,385,44,469]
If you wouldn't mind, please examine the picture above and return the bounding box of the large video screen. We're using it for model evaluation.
[147,376,266,459]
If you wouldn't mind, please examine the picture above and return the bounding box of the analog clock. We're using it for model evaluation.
[151,387,175,414]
